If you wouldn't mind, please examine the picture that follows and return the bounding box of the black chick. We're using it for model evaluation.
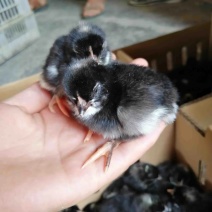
[100,162,158,200]
[123,162,159,192]
[63,58,178,171]
[166,58,212,105]
[158,161,203,191]
[101,176,131,200]
[40,22,112,116]
[134,193,175,212]
[161,202,182,212]
[67,22,112,65]
[172,185,212,212]
[88,192,173,212]
[84,193,136,212]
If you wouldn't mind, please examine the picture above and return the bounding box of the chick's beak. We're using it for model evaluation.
[77,102,91,116]
[78,104,85,115]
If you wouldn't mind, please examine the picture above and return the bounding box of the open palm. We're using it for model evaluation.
[0,59,165,212]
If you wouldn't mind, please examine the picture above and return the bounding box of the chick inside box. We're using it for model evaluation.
[0,22,212,211]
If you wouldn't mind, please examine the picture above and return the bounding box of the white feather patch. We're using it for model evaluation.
[117,106,167,137]
[163,103,178,124]
[184,190,196,202]
[82,106,101,119]
[141,194,153,206]
[70,60,87,71]
[39,74,55,92]
[78,24,91,33]
[47,65,58,78]
[138,107,168,135]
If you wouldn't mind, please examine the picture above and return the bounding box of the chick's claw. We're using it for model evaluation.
[48,95,57,113]
[105,140,120,172]
[82,140,120,172]
[56,97,69,117]
[49,95,69,117]
[83,130,94,143]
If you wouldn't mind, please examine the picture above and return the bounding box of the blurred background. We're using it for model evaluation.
[0,0,211,86]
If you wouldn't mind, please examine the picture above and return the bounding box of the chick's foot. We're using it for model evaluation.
[82,140,120,172]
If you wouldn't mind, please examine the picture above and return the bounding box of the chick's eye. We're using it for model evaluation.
[93,83,101,93]
[89,101,94,106]
[93,87,97,93]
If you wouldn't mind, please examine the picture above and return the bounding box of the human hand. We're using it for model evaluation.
[0,58,165,212]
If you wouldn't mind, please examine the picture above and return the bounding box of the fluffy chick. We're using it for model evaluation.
[40,22,112,116]
[158,161,203,191]
[172,186,212,212]
[63,58,178,170]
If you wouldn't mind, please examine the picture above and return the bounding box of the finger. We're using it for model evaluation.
[131,58,149,67]
[112,53,116,60]
[4,83,51,114]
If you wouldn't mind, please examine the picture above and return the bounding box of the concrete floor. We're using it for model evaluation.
[0,0,211,86]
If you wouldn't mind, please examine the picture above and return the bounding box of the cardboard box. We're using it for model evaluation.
[0,74,40,102]
[0,22,211,208]
[115,21,212,72]
[175,95,212,188]
[114,20,212,192]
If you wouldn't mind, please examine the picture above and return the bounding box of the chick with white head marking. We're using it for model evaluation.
[62,58,178,171]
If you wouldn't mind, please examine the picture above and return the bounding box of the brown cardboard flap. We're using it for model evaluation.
[180,95,212,134]
[114,22,211,72]
[175,113,208,183]
[140,124,175,165]
[0,74,40,101]
[176,100,212,188]
[206,125,212,141]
